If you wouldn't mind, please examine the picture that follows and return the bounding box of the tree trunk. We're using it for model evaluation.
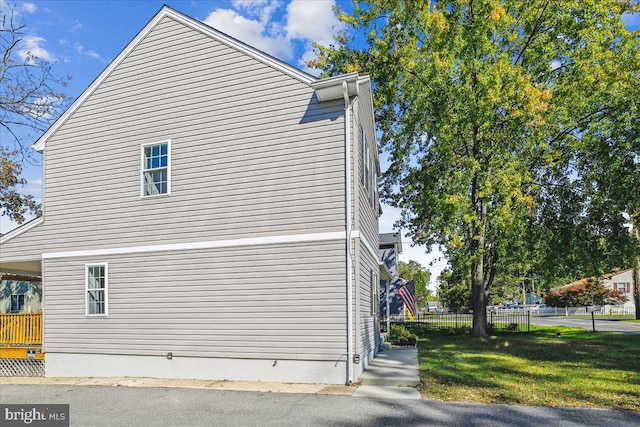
[471,268,489,338]
[470,189,490,338]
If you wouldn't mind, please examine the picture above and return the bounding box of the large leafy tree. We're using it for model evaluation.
[1,7,70,224]
[313,0,640,337]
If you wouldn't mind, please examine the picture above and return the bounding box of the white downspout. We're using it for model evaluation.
[342,81,354,385]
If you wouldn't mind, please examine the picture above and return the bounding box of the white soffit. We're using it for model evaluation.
[311,73,363,102]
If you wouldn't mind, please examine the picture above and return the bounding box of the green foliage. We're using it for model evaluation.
[0,149,41,223]
[398,260,433,311]
[543,278,628,307]
[313,0,640,337]
[437,268,471,312]
[388,324,418,346]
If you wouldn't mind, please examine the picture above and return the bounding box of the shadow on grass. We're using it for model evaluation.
[418,328,640,410]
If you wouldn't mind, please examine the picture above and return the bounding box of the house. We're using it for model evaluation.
[379,232,405,318]
[0,6,382,385]
[552,268,637,314]
[602,269,637,313]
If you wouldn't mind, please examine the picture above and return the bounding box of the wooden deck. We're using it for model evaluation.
[0,313,44,360]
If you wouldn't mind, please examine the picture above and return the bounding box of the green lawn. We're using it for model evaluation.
[418,327,640,411]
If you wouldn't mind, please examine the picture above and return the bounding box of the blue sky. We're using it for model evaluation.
[3,1,638,289]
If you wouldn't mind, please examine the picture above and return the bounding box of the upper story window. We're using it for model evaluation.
[141,140,170,197]
[10,294,25,313]
[86,263,108,316]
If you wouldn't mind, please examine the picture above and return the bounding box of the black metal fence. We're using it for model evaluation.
[382,311,530,335]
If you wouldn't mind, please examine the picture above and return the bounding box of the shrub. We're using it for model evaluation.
[505,323,519,333]
[388,324,418,346]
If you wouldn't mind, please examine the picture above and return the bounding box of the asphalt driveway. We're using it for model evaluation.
[2,384,639,427]
[529,316,640,334]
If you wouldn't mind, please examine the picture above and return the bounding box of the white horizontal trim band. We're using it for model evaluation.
[42,231,347,259]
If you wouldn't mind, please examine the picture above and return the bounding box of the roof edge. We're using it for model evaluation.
[0,217,44,245]
[33,5,317,152]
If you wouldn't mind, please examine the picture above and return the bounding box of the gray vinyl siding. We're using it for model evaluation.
[34,15,345,252]
[352,91,380,358]
[43,240,347,360]
[0,222,47,262]
[0,14,372,367]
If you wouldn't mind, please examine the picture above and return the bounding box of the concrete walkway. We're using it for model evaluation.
[353,346,421,399]
[2,347,422,400]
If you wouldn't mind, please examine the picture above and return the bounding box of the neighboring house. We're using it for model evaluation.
[602,269,637,313]
[552,268,637,313]
[602,268,636,297]
[0,274,42,314]
[379,232,405,318]
[0,6,382,385]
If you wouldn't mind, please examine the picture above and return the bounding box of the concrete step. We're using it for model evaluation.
[357,347,420,388]
[358,370,420,387]
[352,385,421,399]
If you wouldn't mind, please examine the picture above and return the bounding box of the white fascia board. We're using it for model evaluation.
[33,5,316,152]
[0,217,44,245]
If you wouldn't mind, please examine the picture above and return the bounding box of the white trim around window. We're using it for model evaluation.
[85,263,108,316]
[140,139,171,198]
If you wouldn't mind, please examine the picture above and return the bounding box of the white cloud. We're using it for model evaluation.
[73,43,101,60]
[22,3,36,13]
[18,35,55,62]
[26,96,61,120]
[204,8,292,59]
[285,0,338,46]
[232,0,282,24]
[286,0,340,72]
[203,0,339,64]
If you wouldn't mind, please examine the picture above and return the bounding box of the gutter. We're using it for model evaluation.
[342,80,354,385]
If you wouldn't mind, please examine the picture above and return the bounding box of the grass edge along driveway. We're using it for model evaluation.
[418,327,640,411]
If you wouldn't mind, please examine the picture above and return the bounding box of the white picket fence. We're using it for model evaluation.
[534,302,636,316]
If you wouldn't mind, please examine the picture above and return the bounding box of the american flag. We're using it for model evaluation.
[398,279,417,318]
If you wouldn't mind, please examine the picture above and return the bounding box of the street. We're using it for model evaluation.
[1,384,639,427]
[529,316,640,334]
